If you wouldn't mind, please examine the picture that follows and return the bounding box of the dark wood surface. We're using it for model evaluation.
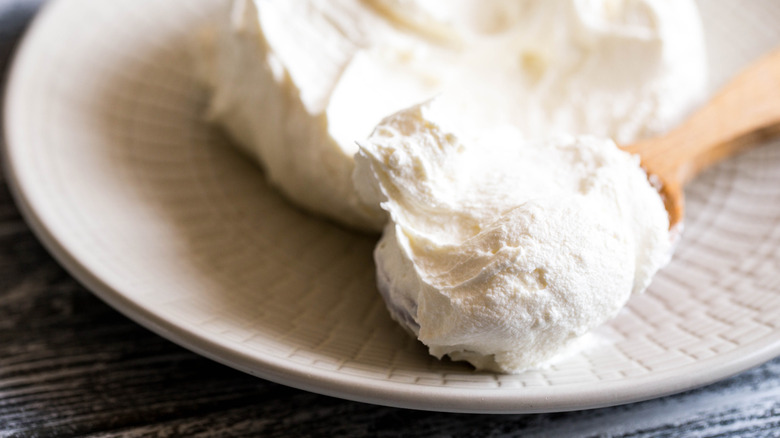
[1,1,779,436]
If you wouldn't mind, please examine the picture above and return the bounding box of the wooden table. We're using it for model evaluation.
[1,1,778,436]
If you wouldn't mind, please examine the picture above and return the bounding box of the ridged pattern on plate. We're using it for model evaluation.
[4,0,780,412]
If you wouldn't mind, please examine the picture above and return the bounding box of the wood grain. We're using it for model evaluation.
[0,2,778,437]
[623,48,780,229]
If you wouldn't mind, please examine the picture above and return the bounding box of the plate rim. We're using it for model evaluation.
[2,0,779,414]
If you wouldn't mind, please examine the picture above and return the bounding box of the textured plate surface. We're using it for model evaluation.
[4,0,780,413]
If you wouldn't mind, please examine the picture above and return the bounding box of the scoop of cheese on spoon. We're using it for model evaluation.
[354,99,671,372]
[354,48,780,373]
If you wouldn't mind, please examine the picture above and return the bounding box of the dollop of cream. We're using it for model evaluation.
[200,0,706,231]
[354,101,672,372]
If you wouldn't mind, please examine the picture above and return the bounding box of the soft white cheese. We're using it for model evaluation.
[201,0,707,231]
[354,100,672,372]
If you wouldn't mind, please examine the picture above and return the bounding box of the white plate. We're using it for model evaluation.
[4,0,780,413]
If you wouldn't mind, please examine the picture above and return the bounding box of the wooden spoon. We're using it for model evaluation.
[621,49,780,231]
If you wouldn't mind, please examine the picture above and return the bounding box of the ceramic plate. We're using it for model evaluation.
[4,0,780,413]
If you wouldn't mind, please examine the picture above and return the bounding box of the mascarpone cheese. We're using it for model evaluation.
[201,0,707,231]
[354,100,672,372]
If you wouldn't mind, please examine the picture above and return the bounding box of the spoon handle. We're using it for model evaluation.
[623,48,780,187]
